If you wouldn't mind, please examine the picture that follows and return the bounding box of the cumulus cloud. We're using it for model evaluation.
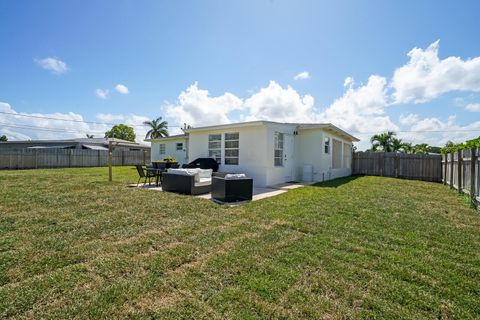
[399,113,419,125]
[34,57,68,75]
[243,81,316,122]
[318,75,396,133]
[343,76,354,88]
[95,89,109,100]
[400,115,480,147]
[293,71,311,81]
[0,101,150,143]
[465,103,480,112]
[164,82,243,128]
[115,84,129,94]
[391,40,480,104]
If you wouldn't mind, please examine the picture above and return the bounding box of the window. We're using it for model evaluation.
[324,137,330,154]
[332,139,342,169]
[274,132,284,166]
[224,132,239,165]
[208,134,221,163]
[176,143,183,151]
[159,143,165,155]
[343,143,351,169]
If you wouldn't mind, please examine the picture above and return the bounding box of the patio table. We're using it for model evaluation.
[146,168,165,186]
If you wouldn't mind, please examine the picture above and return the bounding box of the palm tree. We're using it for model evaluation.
[401,142,414,154]
[143,117,169,139]
[86,134,94,138]
[414,143,430,154]
[370,131,396,152]
[391,138,403,152]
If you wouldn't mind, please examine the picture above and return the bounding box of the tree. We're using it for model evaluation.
[370,131,396,152]
[105,124,136,142]
[0,135,7,142]
[414,143,430,154]
[391,138,403,152]
[86,134,94,138]
[143,117,169,139]
[401,142,414,154]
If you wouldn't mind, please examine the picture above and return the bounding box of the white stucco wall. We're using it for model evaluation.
[295,128,353,182]
[188,124,270,186]
[150,138,188,165]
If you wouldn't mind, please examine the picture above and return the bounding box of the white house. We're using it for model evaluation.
[147,121,359,187]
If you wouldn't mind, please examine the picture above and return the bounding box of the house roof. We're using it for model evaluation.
[182,120,360,142]
[145,134,188,142]
[0,137,149,147]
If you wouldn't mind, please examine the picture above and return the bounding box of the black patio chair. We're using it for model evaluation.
[135,165,156,186]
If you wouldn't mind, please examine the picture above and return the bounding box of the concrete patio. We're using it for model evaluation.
[128,181,310,203]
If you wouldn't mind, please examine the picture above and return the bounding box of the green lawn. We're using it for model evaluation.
[0,167,479,319]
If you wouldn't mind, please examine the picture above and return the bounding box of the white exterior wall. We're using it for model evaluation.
[150,138,188,165]
[295,129,353,182]
[188,125,270,187]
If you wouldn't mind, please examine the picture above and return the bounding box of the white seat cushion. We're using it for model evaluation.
[198,169,213,179]
[194,177,211,187]
[224,173,247,180]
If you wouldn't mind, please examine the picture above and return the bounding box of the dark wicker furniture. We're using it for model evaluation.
[211,172,253,202]
[161,172,211,195]
[182,158,219,172]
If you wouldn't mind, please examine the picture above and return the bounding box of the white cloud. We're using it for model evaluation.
[115,84,129,95]
[343,76,354,88]
[391,40,480,104]
[465,103,480,112]
[399,113,419,125]
[0,101,150,143]
[294,71,310,81]
[243,81,316,122]
[164,82,243,128]
[400,115,480,147]
[95,89,109,100]
[34,57,68,75]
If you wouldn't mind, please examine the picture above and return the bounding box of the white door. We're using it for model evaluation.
[283,134,295,182]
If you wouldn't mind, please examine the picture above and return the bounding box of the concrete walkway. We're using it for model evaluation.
[128,181,311,203]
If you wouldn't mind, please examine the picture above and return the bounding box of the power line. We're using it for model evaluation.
[0,111,183,128]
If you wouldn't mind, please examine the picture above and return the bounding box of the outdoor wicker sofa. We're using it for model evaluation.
[161,168,212,195]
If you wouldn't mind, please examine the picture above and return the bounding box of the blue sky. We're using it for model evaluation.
[1,0,479,148]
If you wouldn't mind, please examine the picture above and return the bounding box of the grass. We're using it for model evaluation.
[0,167,479,319]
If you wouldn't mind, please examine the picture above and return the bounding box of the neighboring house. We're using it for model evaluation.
[148,120,359,187]
[147,134,189,164]
[0,138,150,152]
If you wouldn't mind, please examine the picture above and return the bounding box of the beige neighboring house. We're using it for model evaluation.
[147,120,359,187]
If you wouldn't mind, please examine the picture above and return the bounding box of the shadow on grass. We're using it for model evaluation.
[311,175,363,188]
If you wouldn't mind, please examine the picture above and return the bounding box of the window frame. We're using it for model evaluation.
[208,134,222,164]
[176,142,183,151]
[324,137,330,154]
[159,143,166,155]
[224,132,239,165]
[274,132,284,167]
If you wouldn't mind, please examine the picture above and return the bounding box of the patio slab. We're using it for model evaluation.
[127,181,307,203]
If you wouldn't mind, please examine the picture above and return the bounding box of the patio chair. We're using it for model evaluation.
[211,172,253,202]
[135,165,156,186]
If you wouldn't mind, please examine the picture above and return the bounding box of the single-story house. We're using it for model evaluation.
[0,137,150,152]
[147,120,359,187]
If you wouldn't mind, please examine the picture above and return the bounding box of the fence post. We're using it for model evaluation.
[449,153,454,189]
[394,153,399,178]
[442,154,447,185]
[457,150,462,193]
[471,148,477,207]
[143,150,147,165]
